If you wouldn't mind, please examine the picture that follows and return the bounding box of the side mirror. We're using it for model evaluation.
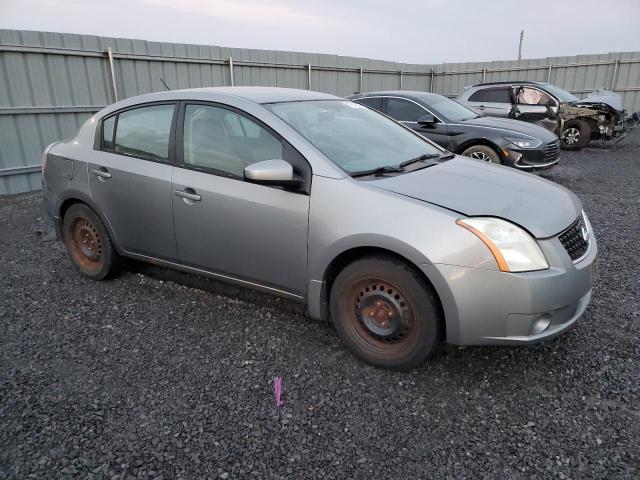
[244,159,304,189]
[417,113,436,126]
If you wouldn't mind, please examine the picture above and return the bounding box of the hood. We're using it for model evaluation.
[370,156,581,238]
[573,89,623,112]
[461,115,558,143]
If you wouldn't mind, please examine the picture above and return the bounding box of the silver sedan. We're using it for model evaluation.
[42,87,597,370]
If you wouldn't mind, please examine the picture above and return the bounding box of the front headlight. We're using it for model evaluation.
[456,217,549,272]
[504,137,542,149]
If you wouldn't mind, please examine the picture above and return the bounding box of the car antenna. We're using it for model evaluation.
[159,78,171,91]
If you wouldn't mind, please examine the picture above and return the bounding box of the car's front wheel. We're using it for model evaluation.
[461,145,501,164]
[329,256,442,371]
[62,203,121,280]
[561,119,591,150]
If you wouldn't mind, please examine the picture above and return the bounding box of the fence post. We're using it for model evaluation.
[611,58,620,90]
[430,68,434,92]
[359,66,363,93]
[399,70,403,90]
[228,57,234,87]
[308,63,312,90]
[482,68,486,83]
[106,47,118,102]
[547,63,553,83]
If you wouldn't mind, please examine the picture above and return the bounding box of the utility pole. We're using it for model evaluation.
[518,30,524,61]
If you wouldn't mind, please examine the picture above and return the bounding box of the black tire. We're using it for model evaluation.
[329,255,442,371]
[561,119,591,150]
[461,145,502,164]
[62,203,121,280]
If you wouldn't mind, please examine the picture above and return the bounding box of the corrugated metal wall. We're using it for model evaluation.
[1,29,639,194]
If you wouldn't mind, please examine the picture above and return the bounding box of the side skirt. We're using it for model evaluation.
[122,251,306,303]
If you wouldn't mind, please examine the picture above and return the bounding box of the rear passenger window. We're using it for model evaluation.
[468,88,511,103]
[113,104,175,161]
[182,104,283,178]
[354,97,383,112]
[102,116,115,149]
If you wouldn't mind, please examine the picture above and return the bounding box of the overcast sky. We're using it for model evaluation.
[2,0,640,64]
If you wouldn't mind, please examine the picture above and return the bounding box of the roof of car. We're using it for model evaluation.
[349,90,447,103]
[470,80,547,87]
[171,86,339,104]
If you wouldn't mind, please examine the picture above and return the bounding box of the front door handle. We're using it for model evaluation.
[476,105,486,110]
[174,188,201,202]
[91,167,112,179]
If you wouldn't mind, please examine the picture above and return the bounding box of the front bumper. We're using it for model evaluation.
[503,141,560,171]
[422,229,597,345]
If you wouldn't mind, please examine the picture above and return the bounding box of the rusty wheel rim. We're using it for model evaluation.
[68,216,103,273]
[345,278,420,358]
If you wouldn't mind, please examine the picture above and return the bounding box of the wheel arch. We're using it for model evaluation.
[456,138,504,157]
[57,192,122,253]
[311,245,447,341]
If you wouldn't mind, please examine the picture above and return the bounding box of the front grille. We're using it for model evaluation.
[543,141,560,162]
[558,216,589,261]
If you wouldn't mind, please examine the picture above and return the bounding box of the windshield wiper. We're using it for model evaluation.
[398,153,441,169]
[438,152,456,160]
[351,165,404,178]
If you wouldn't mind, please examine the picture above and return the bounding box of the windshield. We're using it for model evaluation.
[541,84,580,103]
[426,96,478,122]
[265,100,442,174]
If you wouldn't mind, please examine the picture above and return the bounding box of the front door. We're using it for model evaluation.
[171,102,310,295]
[88,103,178,260]
[513,86,558,125]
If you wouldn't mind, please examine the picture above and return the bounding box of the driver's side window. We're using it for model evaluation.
[385,98,428,122]
[182,104,283,178]
[516,87,554,106]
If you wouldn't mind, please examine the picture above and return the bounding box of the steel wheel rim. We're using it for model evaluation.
[69,217,103,272]
[468,151,491,162]
[344,278,421,358]
[563,127,580,145]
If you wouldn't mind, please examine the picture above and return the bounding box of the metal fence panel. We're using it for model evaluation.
[1,28,639,194]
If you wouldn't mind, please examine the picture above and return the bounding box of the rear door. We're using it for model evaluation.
[465,87,512,117]
[89,103,178,260]
[171,102,310,295]
[383,97,449,148]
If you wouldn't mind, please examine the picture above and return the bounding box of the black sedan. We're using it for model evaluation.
[348,91,560,170]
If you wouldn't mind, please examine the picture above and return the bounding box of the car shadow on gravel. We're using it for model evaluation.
[129,256,584,378]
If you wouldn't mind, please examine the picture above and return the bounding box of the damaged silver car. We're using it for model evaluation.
[457,81,640,150]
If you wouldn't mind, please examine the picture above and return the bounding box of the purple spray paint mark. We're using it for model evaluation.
[273,376,283,413]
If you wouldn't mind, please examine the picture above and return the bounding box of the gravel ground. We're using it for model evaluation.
[1,131,639,479]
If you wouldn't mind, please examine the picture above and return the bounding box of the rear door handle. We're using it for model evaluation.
[91,167,112,179]
[174,189,201,202]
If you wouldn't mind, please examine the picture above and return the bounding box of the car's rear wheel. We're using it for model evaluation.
[62,203,120,280]
[461,145,501,164]
[561,119,591,150]
[329,256,441,371]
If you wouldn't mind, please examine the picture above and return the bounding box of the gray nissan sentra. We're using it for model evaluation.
[42,87,597,371]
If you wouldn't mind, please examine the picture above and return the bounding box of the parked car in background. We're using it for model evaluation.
[348,91,559,170]
[457,81,640,150]
[43,87,597,371]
